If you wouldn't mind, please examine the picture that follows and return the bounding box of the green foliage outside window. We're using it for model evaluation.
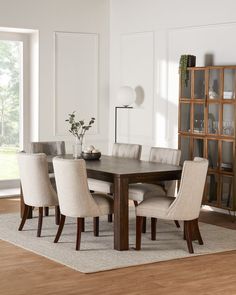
[0,40,20,147]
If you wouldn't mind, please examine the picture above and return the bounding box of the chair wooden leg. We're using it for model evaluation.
[44,207,49,216]
[174,220,180,228]
[133,200,138,207]
[184,220,194,254]
[108,214,113,222]
[54,214,66,243]
[136,216,143,250]
[193,218,203,245]
[55,206,60,225]
[142,217,147,233]
[151,218,157,240]
[37,207,44,237]
[76,218,83,251]
[18,204,29,231]
[183,221,186,240]
[81,218,85,232]
[93,217,99,237]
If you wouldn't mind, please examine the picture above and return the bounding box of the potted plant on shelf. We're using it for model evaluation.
[179,55,196,87]
[66,111,95,158]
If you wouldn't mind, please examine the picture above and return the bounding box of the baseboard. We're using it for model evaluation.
[0,188,20,199]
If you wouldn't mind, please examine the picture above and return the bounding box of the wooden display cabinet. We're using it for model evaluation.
[178,66,236,211]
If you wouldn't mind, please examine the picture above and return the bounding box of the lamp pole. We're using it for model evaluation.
[114,106,133,143]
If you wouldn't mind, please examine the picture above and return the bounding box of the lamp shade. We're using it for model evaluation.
[117,86,136,107]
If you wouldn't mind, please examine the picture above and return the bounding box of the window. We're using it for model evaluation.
[0,31,30,189]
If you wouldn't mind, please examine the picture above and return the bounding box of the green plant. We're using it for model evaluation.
[179,55,196,87]
[179,55,189,87]
[65,111,95,139]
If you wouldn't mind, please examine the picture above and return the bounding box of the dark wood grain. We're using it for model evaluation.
[37,207,43,237]
[93,217,99,237]
[20,185,32,219]
[114,176,129,250]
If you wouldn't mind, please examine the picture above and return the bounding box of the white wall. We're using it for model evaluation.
[0,0,110,153]
[1,0,236,157]
[110,0,236,159]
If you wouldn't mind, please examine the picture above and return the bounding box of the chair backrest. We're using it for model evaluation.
[18,153,58,207]
[149,147,181,165]
[112,143,142,160]
[53,157,100,218]
[30,141,66,156]
[167,157,208,220]
[149,147,181,197]
[30,141,65,173]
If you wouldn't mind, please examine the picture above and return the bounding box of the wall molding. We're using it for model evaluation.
[119,31,155,144]
[53,31,99,137]
[167,20,236,32]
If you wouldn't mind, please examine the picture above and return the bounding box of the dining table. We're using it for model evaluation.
[20,154,182,251]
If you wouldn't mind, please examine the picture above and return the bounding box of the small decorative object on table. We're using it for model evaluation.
[82,145,101,160]
[66,111,95,158]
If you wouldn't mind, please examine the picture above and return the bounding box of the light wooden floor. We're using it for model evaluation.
[0,197,236,295]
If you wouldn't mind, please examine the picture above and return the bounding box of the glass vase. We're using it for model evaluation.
[73,135,84,158]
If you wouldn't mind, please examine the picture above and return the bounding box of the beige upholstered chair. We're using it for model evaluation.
[53,157,114,250]
[88,143,142,194]
[129,147,181,231]
[30,141,65,154]
[129,147,181,203]
[30,141,65,173]
[135,157,208,253]
[88,143,142,223]
[18,153,59,237]
[30,141,65,216]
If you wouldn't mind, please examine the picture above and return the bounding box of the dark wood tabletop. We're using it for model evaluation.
[52,154,182,181]
[86,155,181,175]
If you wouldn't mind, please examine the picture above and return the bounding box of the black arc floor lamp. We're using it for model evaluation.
[114,86,136,143]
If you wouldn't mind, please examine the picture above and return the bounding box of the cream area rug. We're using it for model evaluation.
[0,208,236,273]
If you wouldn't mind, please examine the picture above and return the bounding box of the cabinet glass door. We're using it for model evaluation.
[209,69,221,99]
[208,140,218,169]
[180,103,191,132]
[221,176,233,208]
[179,136,191,165]
[181,70,191,98]
[223,69,236,99]
[221,141,233,172]
[194,70,205,99]
[222,104,234,136]
[208,104,219,134]
[193,138,204,158]
[206,173,218,205]
[193,104,204,133]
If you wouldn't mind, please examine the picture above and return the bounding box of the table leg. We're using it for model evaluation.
[113,176,129,250]
[20,185,32,219]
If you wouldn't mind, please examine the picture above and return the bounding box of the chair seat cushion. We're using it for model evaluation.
[136,195,175,219]
[129,183,166,202]
[93,193,114,216]
[88,178,112,194]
